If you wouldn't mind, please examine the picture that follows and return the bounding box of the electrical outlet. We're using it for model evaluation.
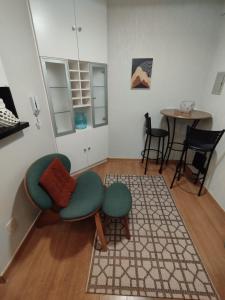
[6,217,18,233]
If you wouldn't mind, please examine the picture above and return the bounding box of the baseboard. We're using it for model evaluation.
[176,166,225,215]
[108,157,141,161]
[207,189,225,215]
[0,211,41,283]
[71,159,107,176]
[107,157,178,164]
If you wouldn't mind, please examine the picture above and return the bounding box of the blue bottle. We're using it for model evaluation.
[75,111,87,129]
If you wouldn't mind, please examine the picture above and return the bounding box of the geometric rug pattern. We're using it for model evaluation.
[87,175,218,299]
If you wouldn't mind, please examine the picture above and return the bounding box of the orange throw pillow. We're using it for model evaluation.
[39,158,76,208]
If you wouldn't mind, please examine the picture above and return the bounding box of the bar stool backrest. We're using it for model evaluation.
[185,126,225,151]
[144,112,152,133]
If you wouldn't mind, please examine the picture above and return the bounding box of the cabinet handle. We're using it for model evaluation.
[88,147,91,151]
[83,148,87,152]
[72,25,82,32]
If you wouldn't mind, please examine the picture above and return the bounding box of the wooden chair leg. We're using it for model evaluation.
[95,212,108,251]
[123,216,131,240]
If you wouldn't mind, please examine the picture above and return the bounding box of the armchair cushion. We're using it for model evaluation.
[39,158,76,208]
[60,171,104,220]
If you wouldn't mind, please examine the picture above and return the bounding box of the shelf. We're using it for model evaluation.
[71,89,80,91]
[69,69,79,72]
[54,110,71,114]
[81,88,90,91]
[49,86,68,88]
[72,97,81,100]
[80,70,89,73]
[82,97,91,100]
[75,125,92,131]
[0,122,29,140]
[73,104,91,108]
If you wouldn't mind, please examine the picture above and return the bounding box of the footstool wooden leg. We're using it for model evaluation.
[123,216,131,240]
[95,212,108,251]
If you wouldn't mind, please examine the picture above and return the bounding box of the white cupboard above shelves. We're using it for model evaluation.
[29,0,78,60]
[29,0,107,63]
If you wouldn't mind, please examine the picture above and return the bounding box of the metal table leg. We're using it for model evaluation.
[165,117,176,164]
[192,119,200,128]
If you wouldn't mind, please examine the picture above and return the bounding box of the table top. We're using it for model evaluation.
[160,109,212,120]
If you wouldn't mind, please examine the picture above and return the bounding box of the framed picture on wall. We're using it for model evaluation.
[131,58,153,89]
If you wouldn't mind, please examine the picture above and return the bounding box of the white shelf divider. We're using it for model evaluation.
[68,59,92,127]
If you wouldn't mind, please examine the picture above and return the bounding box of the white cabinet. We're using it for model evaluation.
[56,126,108,173]
[87,126,108,166]
[56,130,88,172]
[74,0,107,63]
[29,0,78,60]
[29,0,107,63]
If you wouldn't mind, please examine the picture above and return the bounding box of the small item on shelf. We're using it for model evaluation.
[0,98,20,127]
[75,111,87,129]
[179,101,195,113]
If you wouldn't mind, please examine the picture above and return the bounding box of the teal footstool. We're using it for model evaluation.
[103,182,132,240]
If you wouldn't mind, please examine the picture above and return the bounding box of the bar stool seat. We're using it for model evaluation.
[150,128,168,137]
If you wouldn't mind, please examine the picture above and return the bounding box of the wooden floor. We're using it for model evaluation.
[0,159,225,300]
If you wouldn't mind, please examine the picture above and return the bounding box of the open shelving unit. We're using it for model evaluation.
[68,60,92,130]
[41,57,108,136]
[68,60,91,108]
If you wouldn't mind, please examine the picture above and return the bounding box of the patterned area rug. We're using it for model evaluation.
[87,175,218,299]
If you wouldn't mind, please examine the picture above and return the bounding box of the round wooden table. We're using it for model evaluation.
[160,109,212,163]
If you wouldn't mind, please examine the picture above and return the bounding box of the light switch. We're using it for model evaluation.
[212,72,225,95]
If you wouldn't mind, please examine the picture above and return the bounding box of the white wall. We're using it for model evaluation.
[107,0,224,158]
[0,57,8,86]
[199,13,225,210]
[0,0,56,274]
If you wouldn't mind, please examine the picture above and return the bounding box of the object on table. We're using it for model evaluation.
[0,98,20,127]
[179,101,195,113]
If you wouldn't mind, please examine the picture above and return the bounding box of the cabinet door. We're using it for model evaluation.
[56,131,89,173]
[74,0,107,63]
[29,0,78,60]
[90,63,108,127]
[87,126,108,166]
[42,58,74,136]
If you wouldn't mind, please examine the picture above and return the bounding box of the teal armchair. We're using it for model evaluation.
[24,153,107,250]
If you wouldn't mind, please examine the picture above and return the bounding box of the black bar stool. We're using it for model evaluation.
[170,126,225,196]
[142,113,169,174]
